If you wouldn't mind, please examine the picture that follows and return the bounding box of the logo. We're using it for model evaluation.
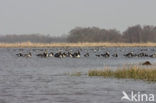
[121,91,155,102]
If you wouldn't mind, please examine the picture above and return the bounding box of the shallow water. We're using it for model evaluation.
[0,47,156,103]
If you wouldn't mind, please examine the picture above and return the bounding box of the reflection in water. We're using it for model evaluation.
[0,47,156,103]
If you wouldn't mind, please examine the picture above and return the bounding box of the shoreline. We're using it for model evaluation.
[1,42,156,48]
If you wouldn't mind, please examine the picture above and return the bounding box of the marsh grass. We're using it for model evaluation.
[88,66,156,82]
[1,42,156,48]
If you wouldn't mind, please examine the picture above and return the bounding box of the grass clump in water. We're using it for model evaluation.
[88,67,156,82]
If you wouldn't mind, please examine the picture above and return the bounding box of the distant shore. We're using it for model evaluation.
[0,42,156,48]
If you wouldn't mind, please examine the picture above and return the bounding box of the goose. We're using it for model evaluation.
[16,53,23,57]
[84,53,89,57]
[112,53,118,57]
[75,53,80,58]
[54,52,62,58]
[105,52,110,57]
[77,50,81,55]
[37,52,48,58]
[44,50,49,57]
[62,52,67,58]
[137,52,148,57]
[36,53,43,57]
[24,52,32,58]
[72,52,80,58]
[48,52,54,57]
[66,52,73,57]
[101,52,110,58]
[124,52,134,58]
[150,53,156,58]
[95,54,100,57]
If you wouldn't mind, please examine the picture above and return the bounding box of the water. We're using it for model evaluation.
[0,47,156,103]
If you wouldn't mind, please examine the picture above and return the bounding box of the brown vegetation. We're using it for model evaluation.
[88,66,156,82]
[1,42,156,48]
[0,42,156,48]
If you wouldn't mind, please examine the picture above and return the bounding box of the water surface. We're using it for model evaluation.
[0,47,156,103]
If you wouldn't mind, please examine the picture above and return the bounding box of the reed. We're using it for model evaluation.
[1,42,156,48]
[88,66,156,82]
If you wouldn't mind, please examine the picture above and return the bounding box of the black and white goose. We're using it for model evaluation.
[24,52,32,57]
[16,53,23,57]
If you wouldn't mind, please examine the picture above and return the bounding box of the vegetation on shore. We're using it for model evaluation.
[88,66,156,82]
[1,42,156,48]
[66,25,156,43]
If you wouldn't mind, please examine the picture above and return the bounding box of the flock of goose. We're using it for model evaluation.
[123,52,156,58]
[16,50,117,58]
[16,51,81,58]
[15,48,156,59]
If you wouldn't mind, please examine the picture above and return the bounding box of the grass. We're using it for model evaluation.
[88,66,156,82]
[1,42,156,48]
